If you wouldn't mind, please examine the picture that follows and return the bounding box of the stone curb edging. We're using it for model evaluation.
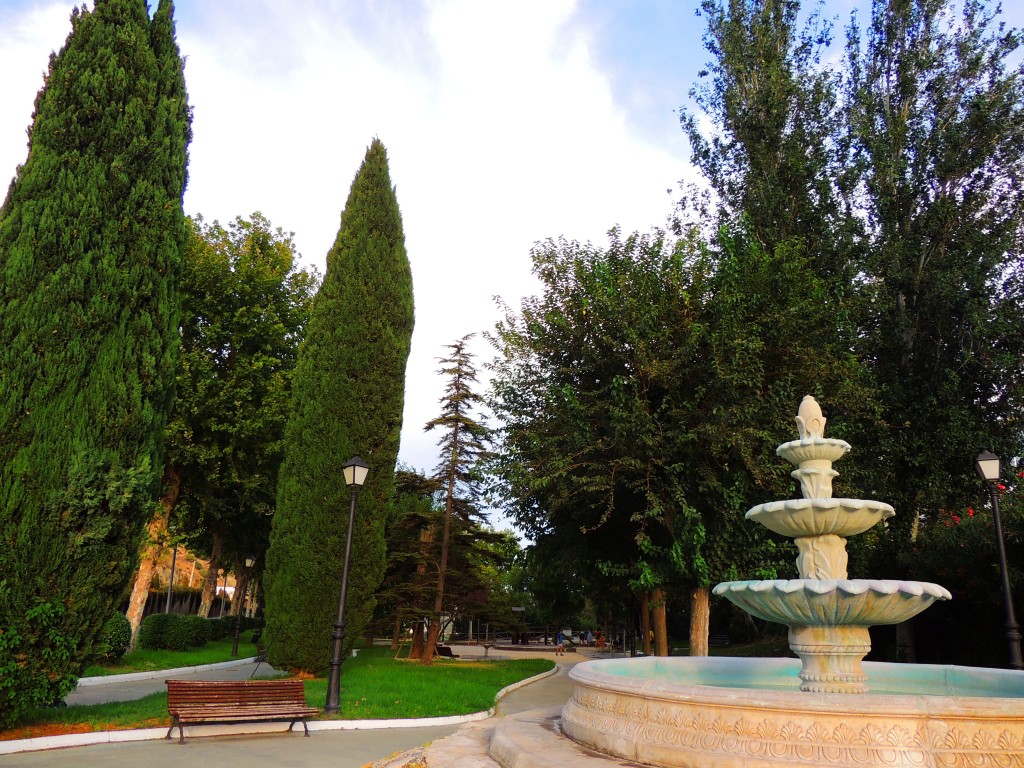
[0,661,559,755]
[76,657,260,686]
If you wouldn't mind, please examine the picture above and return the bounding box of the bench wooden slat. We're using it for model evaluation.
[165,678,318,743]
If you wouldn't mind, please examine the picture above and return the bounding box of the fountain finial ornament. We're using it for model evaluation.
[795,395,825,440]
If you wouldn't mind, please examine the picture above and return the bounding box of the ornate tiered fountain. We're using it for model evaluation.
[560,397,1024,768]
[714,395,950,694]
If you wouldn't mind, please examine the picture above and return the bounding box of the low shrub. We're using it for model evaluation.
[0,584,78,729]
[99,612,132,661]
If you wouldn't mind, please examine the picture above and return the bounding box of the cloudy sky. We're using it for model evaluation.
[1,0,1019,531]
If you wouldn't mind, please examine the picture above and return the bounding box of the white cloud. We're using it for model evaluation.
[0,2,72,174]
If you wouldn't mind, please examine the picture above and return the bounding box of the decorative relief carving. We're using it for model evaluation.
[564,689,1024,767]
[794,534,848,579]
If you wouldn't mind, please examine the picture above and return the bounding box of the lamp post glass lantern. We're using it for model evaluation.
[231,556,256,657]
[975,450,1023,670]
[325,456,369,713]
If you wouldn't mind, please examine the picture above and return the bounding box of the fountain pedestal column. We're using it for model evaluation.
[788,625,871,693]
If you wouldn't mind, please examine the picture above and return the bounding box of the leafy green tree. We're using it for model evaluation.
[489,223,871,654]
[0,0,189,724]
[421,336,491,663]
[125,213,317,643]
[489,229,712,654]
[845,0,1024,552]
[685,221,874,651]
[682,0,1024,662]
[264,138,414,672]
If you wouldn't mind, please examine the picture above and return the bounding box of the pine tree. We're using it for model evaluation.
[0,0,189,725]
[421,335,491,664]
[263,138,414,672]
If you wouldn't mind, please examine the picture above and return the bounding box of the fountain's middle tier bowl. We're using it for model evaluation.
[713,579,951,627]
[746,498,895,538]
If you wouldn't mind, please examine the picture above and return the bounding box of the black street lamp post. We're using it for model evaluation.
[325,456,370,714]
[975,450,1024,670]
[232,556,256,657]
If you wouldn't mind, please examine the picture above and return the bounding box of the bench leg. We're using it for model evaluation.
[291,719,310,737]
[166,716,186,744]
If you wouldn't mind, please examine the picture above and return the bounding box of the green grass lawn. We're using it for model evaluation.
[81,637,260,677]
[307,650,554,719]
[3,646,554,740]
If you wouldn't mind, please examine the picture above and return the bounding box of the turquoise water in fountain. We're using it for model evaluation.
[593,655,1024,698]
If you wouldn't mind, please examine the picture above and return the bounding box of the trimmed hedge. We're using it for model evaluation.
[207,616,230,641]
[137,613,211,651]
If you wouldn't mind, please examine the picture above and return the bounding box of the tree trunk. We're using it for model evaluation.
[409,619,425,659]
[391,614,402,651]
[652,587,669,656]
[895,620,917,663]
[126,467,180,651]
[641,591,652,656]
[230,567,251,617]
[689,586,710,657]
[422,428,459,665]
[422,618,441,665]
[198,532,223,618]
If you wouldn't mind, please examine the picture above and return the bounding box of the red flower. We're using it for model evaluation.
[952,514,961,524]
[968,508,975,517]
[998,483,1006,491]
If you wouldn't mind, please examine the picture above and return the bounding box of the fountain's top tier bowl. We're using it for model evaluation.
[713,578,952,627]
[777,437,851,467]
[747,498,894,538]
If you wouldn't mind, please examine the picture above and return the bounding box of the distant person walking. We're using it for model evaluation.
[556,630,565,656]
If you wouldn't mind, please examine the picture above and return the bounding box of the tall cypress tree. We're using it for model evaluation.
[0,0,189,725]
[264,138,414,672]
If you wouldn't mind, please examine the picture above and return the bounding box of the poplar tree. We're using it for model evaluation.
[0,0,189,725]
[846,0,1024,546]
[264,138,414,672]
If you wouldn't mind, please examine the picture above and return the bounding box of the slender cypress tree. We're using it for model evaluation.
[0,0,189,725]
[264,138,414,672]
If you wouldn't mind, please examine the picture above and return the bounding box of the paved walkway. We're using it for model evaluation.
[0,645,593,768]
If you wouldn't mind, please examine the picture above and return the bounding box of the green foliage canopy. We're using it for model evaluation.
[169,213,318,569]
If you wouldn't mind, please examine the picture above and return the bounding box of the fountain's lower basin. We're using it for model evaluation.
[562,656,1024,768]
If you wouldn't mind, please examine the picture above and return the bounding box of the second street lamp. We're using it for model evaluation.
[975,450,1024,670]
[324,456,370,714]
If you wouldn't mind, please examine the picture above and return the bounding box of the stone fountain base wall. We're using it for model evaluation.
[562,657,1024,768]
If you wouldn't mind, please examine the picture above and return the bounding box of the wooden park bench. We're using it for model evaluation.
[165,678,318,744]
[709,633,731,647]
[436,645,460,658]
